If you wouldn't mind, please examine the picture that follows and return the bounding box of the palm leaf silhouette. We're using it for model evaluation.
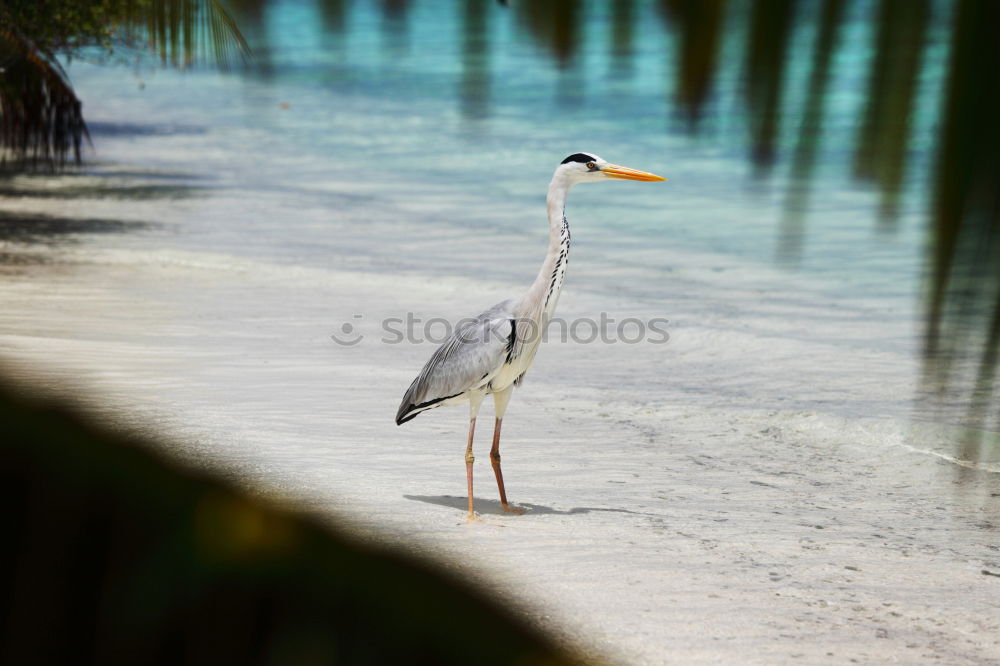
[0,0,249,169]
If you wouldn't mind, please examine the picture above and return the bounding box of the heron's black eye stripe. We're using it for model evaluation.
[561,152,596,164]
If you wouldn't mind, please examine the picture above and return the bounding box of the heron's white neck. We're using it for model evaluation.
[518,173,574,321]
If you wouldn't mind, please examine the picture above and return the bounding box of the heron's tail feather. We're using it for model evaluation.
[395,385,461,426]
[395,377,421,425]
[395,407,421,425]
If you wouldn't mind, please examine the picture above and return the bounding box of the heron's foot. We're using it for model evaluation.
[464,511,480,523]
[501,503,524,515]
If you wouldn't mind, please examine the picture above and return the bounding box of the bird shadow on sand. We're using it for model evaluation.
[404,494,646,517]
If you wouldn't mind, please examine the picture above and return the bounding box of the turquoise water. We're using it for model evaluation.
[69,0,946,285]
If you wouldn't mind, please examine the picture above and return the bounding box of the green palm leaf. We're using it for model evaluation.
[0,0,250,169]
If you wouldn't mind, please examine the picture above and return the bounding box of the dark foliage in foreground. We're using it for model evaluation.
[0,384,587,666]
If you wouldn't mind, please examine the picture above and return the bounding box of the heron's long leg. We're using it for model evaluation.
[464,416,477,518]
[489,386,522,514]
[465,392,485,520]
[489,418,509,504]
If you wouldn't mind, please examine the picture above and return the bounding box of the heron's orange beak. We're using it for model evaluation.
[601,164,666,182]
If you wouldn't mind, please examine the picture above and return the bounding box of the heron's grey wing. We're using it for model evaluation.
[396,301,515,425]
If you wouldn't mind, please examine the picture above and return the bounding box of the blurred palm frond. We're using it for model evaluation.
[658,0,727,126]
[0,0,249,170]
[0,26,88,170]
[924,0,1000,428]
[514,0,580,68]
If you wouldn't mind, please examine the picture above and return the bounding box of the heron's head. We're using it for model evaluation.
[557,152,666,185]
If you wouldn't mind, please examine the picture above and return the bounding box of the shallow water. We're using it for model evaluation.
[36,8,945,400]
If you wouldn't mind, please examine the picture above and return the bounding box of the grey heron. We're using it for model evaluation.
[396,153,665,519]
